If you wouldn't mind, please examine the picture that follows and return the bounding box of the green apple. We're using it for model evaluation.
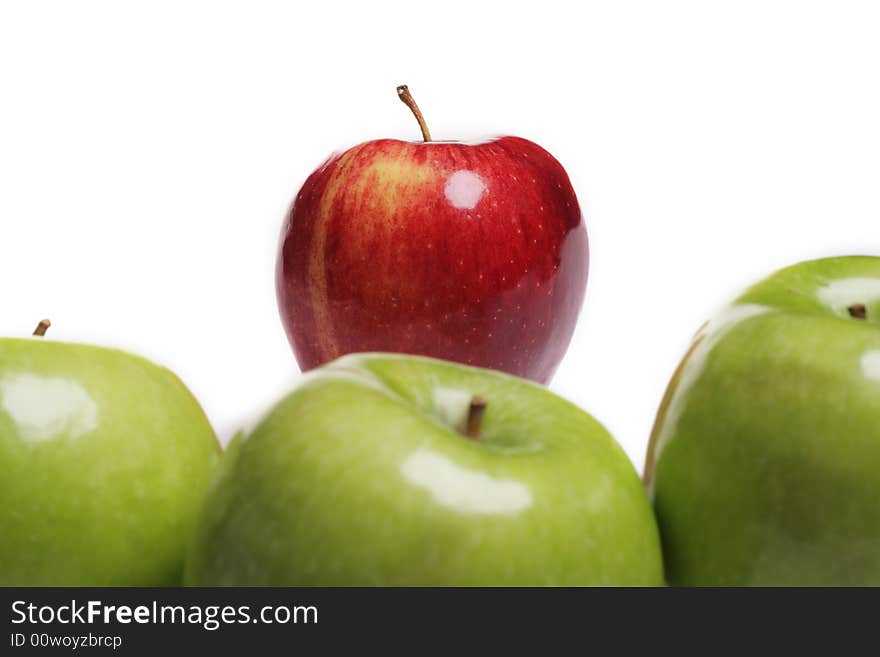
[646,256,880,586]
[186,353,663,586]
[0,323,221,585]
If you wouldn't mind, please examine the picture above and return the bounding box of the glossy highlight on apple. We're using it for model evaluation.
[2,86,879,588]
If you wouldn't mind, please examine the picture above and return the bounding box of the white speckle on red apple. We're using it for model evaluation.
[443,170,487,210]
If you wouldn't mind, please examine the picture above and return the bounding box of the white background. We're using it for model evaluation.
[1,1,878,469]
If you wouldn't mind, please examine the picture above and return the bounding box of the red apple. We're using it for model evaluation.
[276,86,588,383]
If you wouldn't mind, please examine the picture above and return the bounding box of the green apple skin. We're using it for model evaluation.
[186,354,663,586]
[0,337,221,586]
[646,256,880,586]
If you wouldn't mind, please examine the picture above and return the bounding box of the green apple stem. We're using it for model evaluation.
[32,319,51,337]
[848,304,867,320]
[463,396,487,440]
[396,85,432,142]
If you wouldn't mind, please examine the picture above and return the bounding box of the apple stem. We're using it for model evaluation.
[396,85,432,142]
[32,319,51,337]
[463,396,487,440]
[848,304,867,320]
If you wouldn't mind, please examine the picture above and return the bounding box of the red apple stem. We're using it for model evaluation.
[396,85,432,142]
[464,396,487,440]
[33,319,51,337]
[848,304,867,320]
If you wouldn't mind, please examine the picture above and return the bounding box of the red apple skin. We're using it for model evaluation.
[276,136,588,384]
